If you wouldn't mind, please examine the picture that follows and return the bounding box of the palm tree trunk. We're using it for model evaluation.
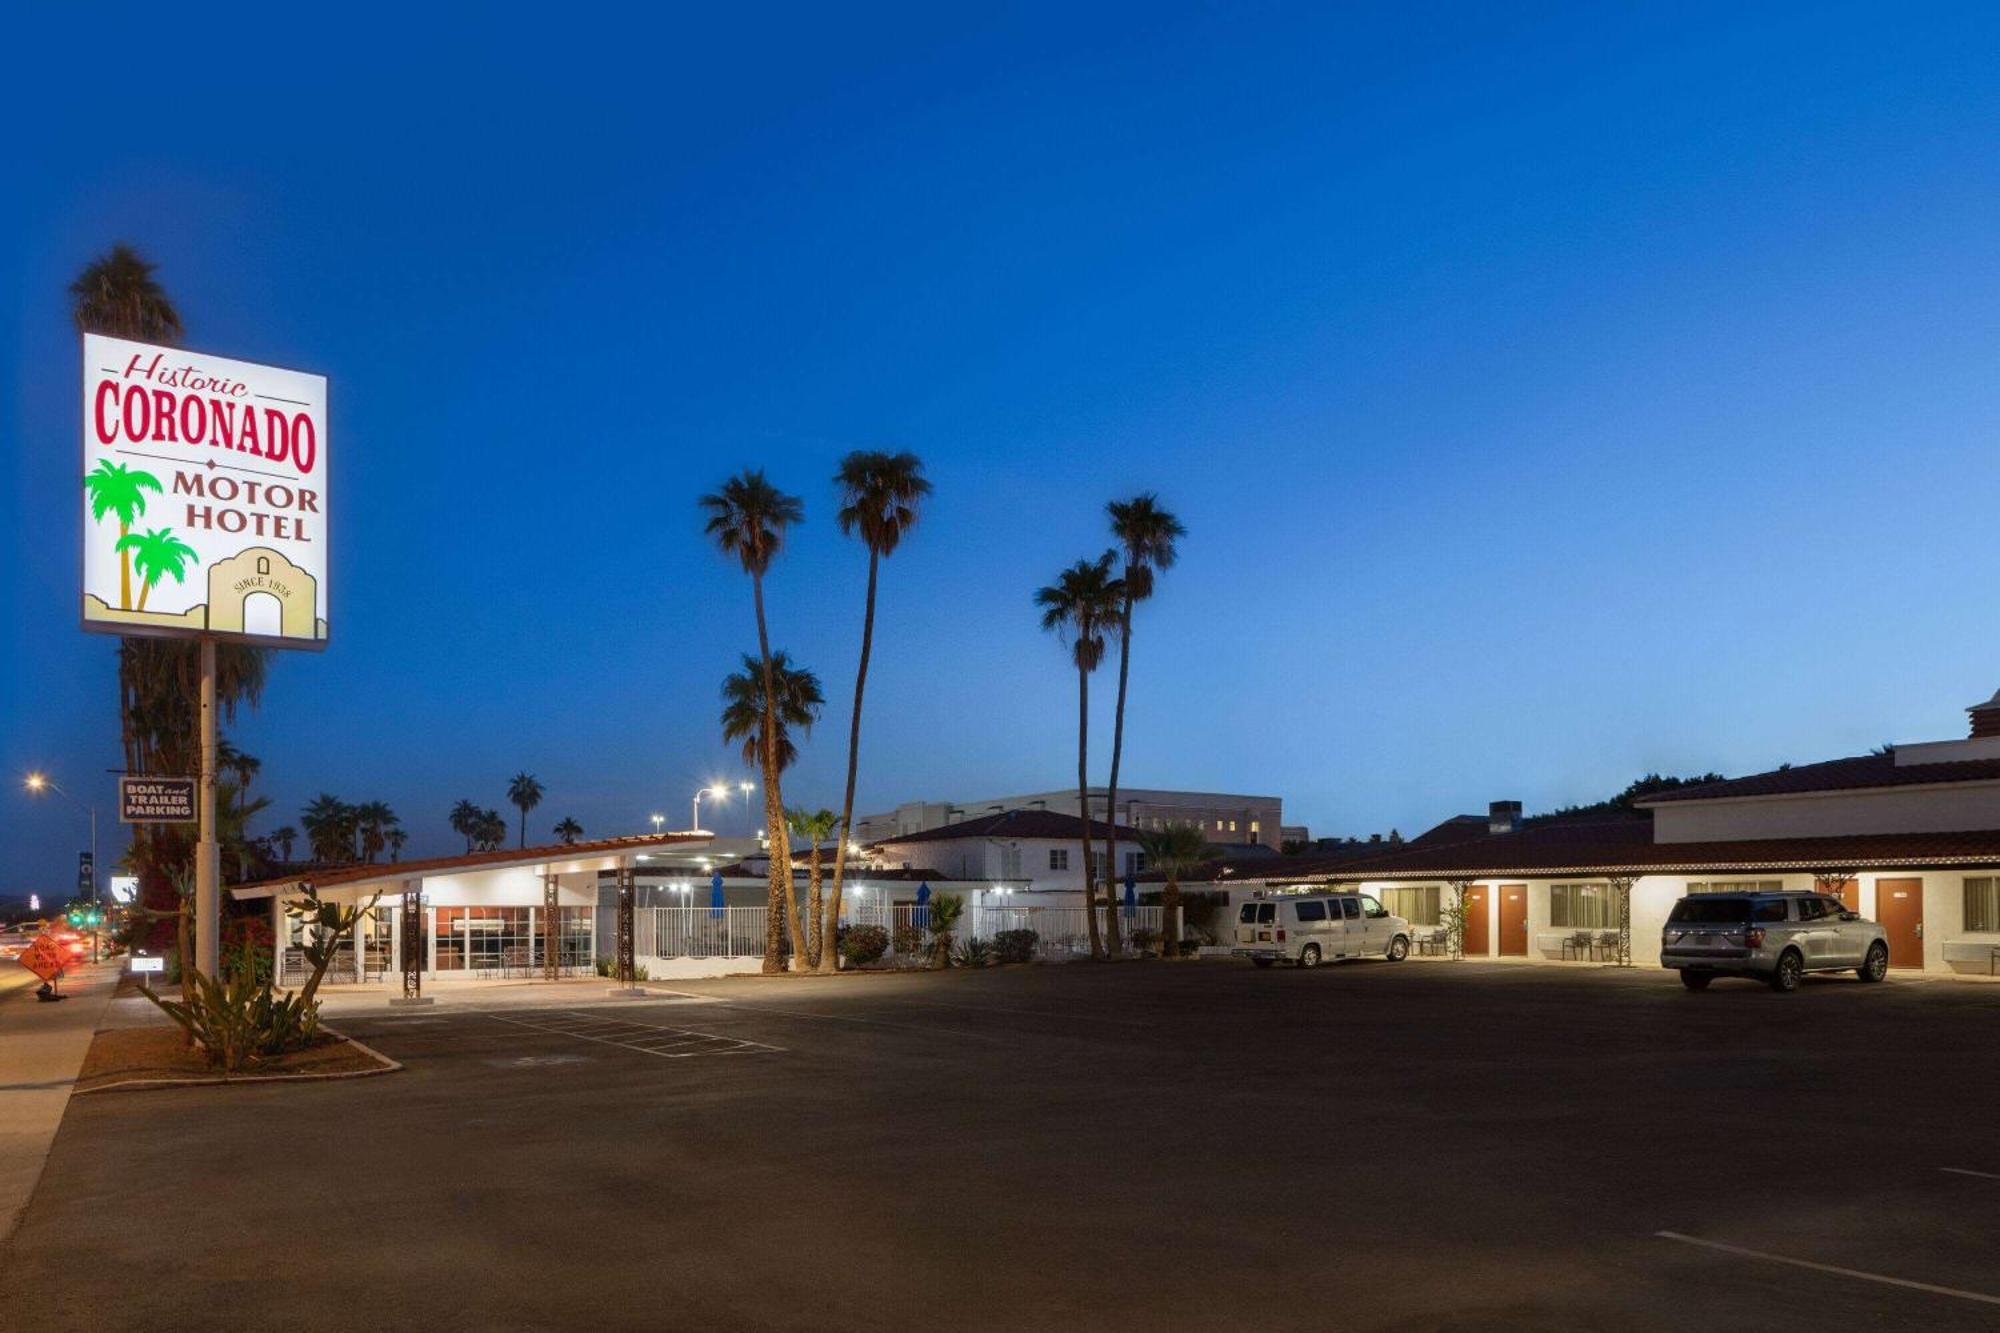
[807,846,824,969]
[1103,592,1133,954]
[1077,665,1102,960]
[822,547,880,974]
[119,521,131,610]
[1163,872,1182,960]
[136,577,152,612]
[518,806,526,849]
[751,571,799,973]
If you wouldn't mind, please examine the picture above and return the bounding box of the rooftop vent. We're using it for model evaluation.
[1489,800,1522,835]
[1969,690,2000,738]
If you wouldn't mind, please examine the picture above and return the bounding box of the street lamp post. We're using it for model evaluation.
[690,783,732,833]
[649,813,665,835]
[25,772,99,962]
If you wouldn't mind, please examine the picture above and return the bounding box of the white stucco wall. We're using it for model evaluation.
[872,834,1142,893]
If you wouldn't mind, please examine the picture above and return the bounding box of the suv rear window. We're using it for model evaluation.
[1669,897,1755,924]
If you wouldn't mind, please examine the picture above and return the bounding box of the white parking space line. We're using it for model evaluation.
[1940,1167,2000,1181]
[483,1009,783,1059]
[1654,1232,2000,1308]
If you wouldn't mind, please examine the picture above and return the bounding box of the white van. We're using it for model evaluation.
[1231,893,1412,968]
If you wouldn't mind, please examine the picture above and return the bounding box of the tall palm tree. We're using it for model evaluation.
[217,740,261,817]
[720,653,824,959]
[788,807,840,970]
[449,799,481,852]
[355,801,400,863]
[1035,552,1124,959]
[115,527,198,611]
[270,825,298,864]
[1102,495,1184,916]
[700,469,806,973]
[386,829,408,862]
[507,772,544,849]
[553,816,583,845]
[472,809,507,851]
[70,244,184,344]
[85,461,163,610]
[823,450,931,973]
[1137,822,1216,959]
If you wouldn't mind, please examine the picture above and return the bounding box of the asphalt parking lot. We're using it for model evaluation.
[6,959,2000,1331]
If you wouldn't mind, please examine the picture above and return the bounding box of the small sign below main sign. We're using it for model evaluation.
[128,955,166,975]
[119,775,196,824]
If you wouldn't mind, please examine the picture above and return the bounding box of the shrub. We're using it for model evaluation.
[838,923,890,967]
[891,923,926,958]
[1129,926,1161,955]
[952,936,993,968]
[992,929,1039,965]
[594,956,651,981]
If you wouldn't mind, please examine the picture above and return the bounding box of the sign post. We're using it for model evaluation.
[80,334,328,983]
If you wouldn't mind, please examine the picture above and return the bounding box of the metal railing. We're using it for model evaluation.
[636,906,771,959]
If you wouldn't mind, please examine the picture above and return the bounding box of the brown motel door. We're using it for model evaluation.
[1498,884,1529,956]
[1830,878,1859,912]
[1875,878,1924,968]
[1462,885,1491,955]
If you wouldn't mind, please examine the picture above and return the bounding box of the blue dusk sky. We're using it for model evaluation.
[6,2,2000,895]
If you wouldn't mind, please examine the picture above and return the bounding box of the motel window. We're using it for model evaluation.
[1378,885,1441,926]
[1049,848,1069,872]
[1550,883,1617,930]
[1965,878,2000,933]
[1122,851,1148,876]
[1686,881,1783,894]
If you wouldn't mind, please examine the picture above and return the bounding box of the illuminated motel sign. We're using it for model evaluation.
[80,333,328,648]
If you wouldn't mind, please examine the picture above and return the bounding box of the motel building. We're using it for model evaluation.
[227,819,1121,986]
[1196,691,2000,976]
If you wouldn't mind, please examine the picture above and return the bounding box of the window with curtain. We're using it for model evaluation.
[1550,883,1616,929]
[1378,885,1441,925]
[1965,878,2000,932]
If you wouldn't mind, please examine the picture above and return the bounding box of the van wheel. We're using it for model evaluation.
[1252,958,1274,969]
[1298,944,1321,969]
[1769,949,1804,993]
[1680,971,1712,991]
[1386,935,1409,962]
[1857,942,1888,982]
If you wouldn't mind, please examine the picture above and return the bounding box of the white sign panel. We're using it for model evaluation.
[129,955,166,974]
[81,333,328,648]
[108,875,139,905]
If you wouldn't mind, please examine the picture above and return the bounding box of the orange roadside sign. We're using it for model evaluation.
[20,934,67,983]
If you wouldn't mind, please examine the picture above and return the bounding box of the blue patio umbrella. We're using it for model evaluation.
[915,881,931,929]
[709,871,726,919]
[1122,873,1137,919]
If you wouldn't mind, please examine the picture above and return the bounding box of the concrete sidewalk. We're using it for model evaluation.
[0,960,121,1242]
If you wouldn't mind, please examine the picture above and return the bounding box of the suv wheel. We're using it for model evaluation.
[1857,942,1889,983]
[1299,944,1321,969]
[1769,949,1804,993]
[1680,971,1712,991]
[1386,935,1409,962]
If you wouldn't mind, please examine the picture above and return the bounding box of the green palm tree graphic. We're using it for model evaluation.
[114,527,198,612]
[84,460,164,610]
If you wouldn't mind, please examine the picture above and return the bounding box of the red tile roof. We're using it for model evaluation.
[1637,752,2000,803]
[229,832,713,895]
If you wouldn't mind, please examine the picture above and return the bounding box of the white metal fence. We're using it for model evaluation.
[635,902,1167,964]
[636,906,771,959]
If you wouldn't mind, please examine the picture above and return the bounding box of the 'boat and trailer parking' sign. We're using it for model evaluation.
[119,775,196,824]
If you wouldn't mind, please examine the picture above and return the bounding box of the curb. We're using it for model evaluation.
[73,1025,403,1096]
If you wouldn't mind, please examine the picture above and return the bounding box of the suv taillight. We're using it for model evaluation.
[1744,927,1765,948]
[1276,929,1287,942]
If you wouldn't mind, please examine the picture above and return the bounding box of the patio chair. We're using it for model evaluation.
[1561,930,1592,961]
[1594,930,1621,961]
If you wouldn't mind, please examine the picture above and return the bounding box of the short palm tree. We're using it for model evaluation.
[787,807,840,969]
[386,829,408,862]
[270,825,298,863]
[86,462,164,610]
[1137,822,1216,958]
[300,793,359,865]
[554,816,584,845]
[1035,552,1125,959]
[721,653,823,958]
[824,450,931,973]
[449,799,481,852]
[355,800,400,863]
[701,469,806,972]
[114,527,198,611]
[507,772,544,849]
[1102,495,1184,904]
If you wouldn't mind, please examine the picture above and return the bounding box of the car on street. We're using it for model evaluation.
[1661,890,1889,991]
[1232,892,1412,968]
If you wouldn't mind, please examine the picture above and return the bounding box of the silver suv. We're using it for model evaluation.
[1661,891,1889,992]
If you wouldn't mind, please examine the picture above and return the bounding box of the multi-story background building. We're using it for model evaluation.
[852,786,1283,852]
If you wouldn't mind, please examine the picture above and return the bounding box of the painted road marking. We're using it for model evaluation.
[484,1008,782,1059]
[1654,1232,2000,1308]
[1940,1167,2000,1181]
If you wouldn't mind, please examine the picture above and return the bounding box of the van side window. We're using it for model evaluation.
[1294,900,1326,922]
[1255,903,1275,925]
[1361,896,1388,919]
[1340,898,1360,920]
[1239,904,1260,924]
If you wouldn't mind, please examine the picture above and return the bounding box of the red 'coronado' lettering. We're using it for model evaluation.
[89,371,319,477]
